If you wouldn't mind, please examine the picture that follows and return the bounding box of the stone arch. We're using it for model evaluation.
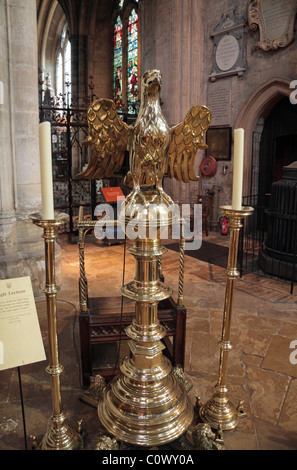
[235,76,292,197]
[37,0,66,91]
[37,0,101,100]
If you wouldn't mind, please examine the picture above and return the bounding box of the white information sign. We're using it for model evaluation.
[0,277,46,371]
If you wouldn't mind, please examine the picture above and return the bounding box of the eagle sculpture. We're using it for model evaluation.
[77,70,211,206]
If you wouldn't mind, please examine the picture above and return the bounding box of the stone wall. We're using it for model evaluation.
[140,0,297,230]
[91,14,113,100]
[202,0,297,227]
[0,0,61,295]
[141,0,205,206]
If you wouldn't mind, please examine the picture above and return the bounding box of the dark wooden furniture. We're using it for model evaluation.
[79,295,186,387]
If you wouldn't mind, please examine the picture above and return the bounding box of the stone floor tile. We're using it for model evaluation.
[238,326,273,357]
[261,335,297,378]
[278,322,297,339]
[189,332,220,374]
[245,365,291,424]
[243,354,263,367]
[254,417,297,450]
[278,379,297,434]
[236,313,282,333]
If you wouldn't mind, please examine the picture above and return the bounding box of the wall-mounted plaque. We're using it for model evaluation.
[215,35,240,72]
[248,0,297,50]
[206,127,232,161]
[207,81,231,126]
[209,9,246,81]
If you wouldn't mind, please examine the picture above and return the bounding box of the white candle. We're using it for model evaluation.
[232,128,244,210]
[39,122,54,219]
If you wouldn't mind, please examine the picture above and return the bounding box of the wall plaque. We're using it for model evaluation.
[215,34,240,72]
[207,81,231,126]
[206,127,232,161]
[248,0,297,50]
[209,9,246,81]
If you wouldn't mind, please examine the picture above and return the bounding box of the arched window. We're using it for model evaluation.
[127,9,138,114]
[56,24,71,105]
[113,16,123,110]
[112,1,139,117]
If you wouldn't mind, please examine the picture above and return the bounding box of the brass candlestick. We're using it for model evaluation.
[30,212,83,450]
[199,205,253,431]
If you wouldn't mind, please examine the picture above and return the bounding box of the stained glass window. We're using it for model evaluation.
[113,16,123,110]
[112,3,139,116]
[127,9,138,114]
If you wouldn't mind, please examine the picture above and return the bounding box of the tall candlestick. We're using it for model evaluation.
[232,128,244,210]
[39,122,54,219]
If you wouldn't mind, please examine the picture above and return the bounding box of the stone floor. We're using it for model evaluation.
[1,231,297,451]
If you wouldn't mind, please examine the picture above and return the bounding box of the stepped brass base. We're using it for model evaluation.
[95,411,226,451]
[98,355,194,447]
[39,423,84,451]
[199,396,246,431]
[31,418,84,450]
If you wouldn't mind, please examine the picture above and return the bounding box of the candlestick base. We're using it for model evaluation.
[38,417,84,450]
[199,393,246,431]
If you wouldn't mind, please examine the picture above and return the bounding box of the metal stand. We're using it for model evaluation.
[97,197,193,447]
[17,367,28,450]
[30,212,83,450]
[199,205,253,431]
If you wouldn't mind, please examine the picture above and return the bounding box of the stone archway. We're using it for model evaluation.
[37,0,102,101]
[37,0,66,93]
[235,77,292,198]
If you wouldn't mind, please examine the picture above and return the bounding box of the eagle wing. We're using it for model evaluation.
[165,105,211,183]
[76,98,132,180]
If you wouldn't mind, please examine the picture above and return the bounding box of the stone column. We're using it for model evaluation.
[70,34,89,103]
[140,0,205,205]
[0,1,16,257]
[0,0,60,295]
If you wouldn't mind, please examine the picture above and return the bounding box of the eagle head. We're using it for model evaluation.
[142,69,162,99]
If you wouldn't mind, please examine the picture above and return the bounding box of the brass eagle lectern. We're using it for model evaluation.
[78,70,211,447]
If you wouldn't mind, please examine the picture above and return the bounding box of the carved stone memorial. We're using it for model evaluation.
[248,0,297,50]
[207,81,231,127]
[209,9,246,81]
